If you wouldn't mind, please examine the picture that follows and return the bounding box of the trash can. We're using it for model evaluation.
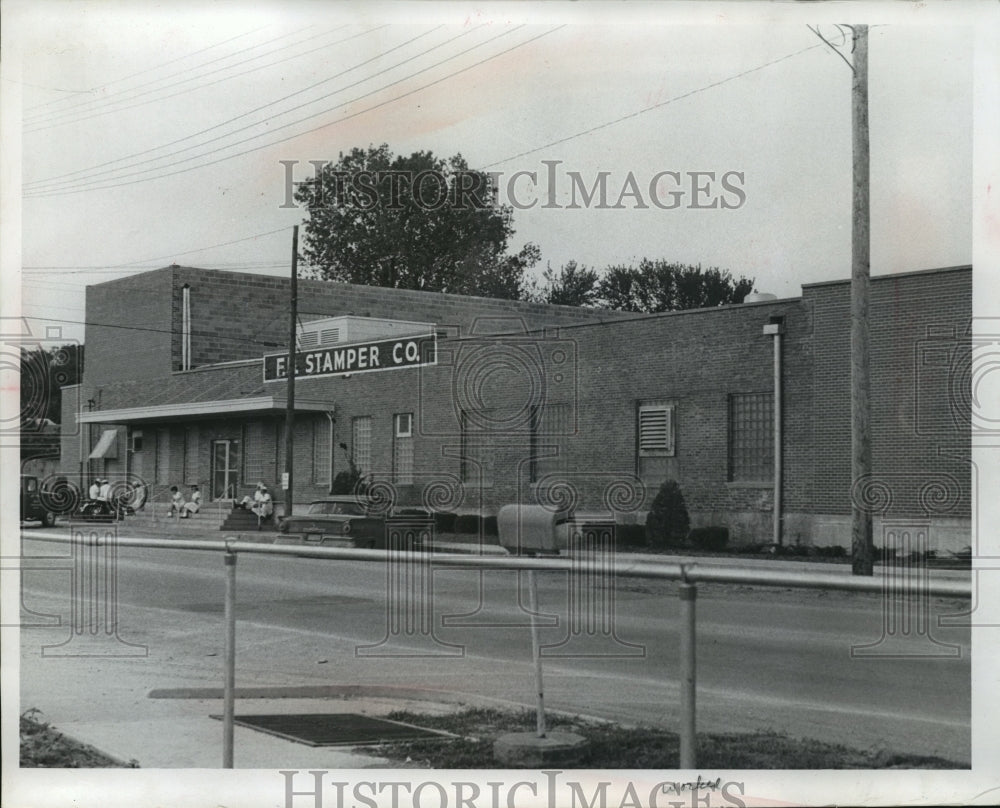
[497,504,573,554]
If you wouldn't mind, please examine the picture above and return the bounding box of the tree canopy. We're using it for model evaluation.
[295,144,539,299]
[597,260,755,312]
[529,261,601,307]
[530,259,755,312]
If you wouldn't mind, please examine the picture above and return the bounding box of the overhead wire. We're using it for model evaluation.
[24,24,332,129]
[24,25,493,196]
[24,26,434,192]
[24,23,272,114]
[24,25,557,199]
[483,41,825,169]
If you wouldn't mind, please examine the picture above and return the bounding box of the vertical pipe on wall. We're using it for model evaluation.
[181,284,191,371]
[773,330,783,548]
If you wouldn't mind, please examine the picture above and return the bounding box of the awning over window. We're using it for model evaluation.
[89,429,118,459]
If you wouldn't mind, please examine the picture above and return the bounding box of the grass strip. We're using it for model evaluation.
[20,709,139,768]
[371,708,966,769]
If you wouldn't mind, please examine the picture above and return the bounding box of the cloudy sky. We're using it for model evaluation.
[3,2,994,343]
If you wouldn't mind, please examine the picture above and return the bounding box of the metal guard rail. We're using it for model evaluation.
[22,531,973,769]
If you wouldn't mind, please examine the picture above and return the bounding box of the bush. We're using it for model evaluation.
[689,526,729,552]
[331,469,363,495]
[616,524,647,547]
[483,515,498,537]
[454,514,480,535]
[435,512,457,533]
[645,480,690,547]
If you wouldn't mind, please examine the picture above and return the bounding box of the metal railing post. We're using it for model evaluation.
[678,580,697,768]
[527,569,547,738]
[223,551,237,769]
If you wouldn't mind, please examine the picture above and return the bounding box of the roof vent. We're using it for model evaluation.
[744,292,777,303]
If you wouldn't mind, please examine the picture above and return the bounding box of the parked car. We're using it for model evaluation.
[275,496,388,549]
[20,475,57,527]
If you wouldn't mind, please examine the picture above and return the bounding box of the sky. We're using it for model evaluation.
[2,2,991,345]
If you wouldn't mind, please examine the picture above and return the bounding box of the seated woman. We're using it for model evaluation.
[180,485,202,519]
[251,485,273,519]
[167,485,184,518]
[238,482,273,520]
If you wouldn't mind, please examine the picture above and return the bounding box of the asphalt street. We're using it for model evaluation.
[18,535,971,764]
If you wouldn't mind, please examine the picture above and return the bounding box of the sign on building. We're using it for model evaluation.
[263,334,437,382]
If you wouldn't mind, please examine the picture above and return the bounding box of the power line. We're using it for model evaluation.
[24,26,433,192]
[483,42,824,169]
[22,315,284,348]
[24,26,557,199]
[21,226,293,274]
[25,25,486,196]
[24,24,273,114]
[24,25,328,129]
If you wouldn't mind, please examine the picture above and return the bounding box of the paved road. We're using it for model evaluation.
[18,536,971,763]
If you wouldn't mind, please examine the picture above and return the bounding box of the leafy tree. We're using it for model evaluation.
[20,344,84,426]
[529,260,600,307]
[20,344,84,462]
[596,260,755,313]
[296,144,540,299]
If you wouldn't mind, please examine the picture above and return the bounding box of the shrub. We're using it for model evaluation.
[435,512,457,533]
[645,480,690,547]
[454,514,480,535]
[483,515,498,537]
[689,526,729,552]
[616,524,647,547]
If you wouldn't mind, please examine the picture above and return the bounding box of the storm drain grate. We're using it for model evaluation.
[210,713,455,747]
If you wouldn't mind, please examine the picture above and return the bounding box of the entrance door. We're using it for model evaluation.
[211,439,239,500]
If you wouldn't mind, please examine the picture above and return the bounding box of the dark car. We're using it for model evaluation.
[20,475,57,527]
[275,497,387,549]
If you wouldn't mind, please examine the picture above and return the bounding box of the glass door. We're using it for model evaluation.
[211,439,239,500]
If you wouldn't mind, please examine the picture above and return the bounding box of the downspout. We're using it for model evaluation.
[325,411,335,494]
[764,316,785,547]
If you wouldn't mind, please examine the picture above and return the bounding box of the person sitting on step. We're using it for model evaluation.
[167,485,184,518]
[180,484,202,519]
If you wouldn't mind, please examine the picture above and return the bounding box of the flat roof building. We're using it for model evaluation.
[61,264,972,551]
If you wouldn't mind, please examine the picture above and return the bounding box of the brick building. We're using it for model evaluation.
[60,264,972,550]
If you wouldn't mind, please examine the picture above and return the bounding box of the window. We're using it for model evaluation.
[530,402,571,482]
[313,417,332,486]
[155,428,170,483]
[394,412,413,438]
[728,392,774,482]
[131,429,143,453]
[393,413,414,484]
[637,403,675,457]
[183,426,198,484]
[352,416,372,475]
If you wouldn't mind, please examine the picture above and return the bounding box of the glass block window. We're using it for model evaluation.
[728,392,774,482]
[530,402,572,482]
[393,413,414,484]
[352,416,372,475]
[313,417,331,486]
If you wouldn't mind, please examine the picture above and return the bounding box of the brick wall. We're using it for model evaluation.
[67,264,971,546]
[804,266,971,522]
[169,266,637,371]
[85,269,174,387]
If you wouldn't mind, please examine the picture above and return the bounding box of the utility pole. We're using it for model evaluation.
[850,25,873,576]
[808,23,873,575]
[283,225,298,519]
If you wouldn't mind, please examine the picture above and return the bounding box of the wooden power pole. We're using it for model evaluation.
[850,25,873,576]
[283,225,299,519]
